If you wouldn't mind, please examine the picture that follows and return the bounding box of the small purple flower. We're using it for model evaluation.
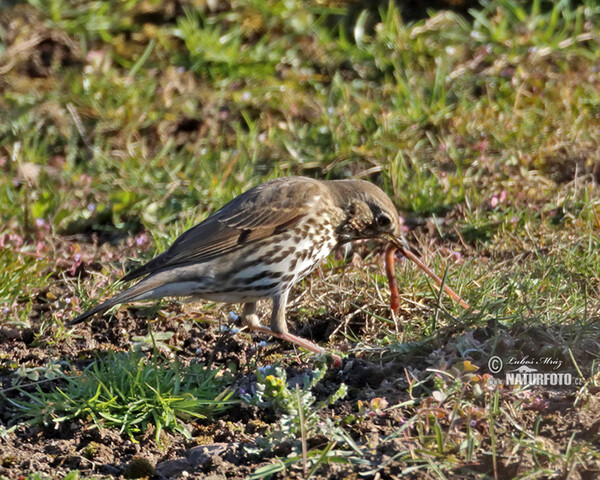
[136,233,148,246]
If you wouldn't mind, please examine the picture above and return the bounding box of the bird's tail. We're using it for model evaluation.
[67,273,172,326]
[67,298,118,325]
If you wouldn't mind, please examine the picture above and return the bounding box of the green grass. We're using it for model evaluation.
[0,472,93,480]
[11,351,235,442]
[2,0,600,478]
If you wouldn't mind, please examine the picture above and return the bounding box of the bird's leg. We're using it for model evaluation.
[237,292,341,366]
[241,302,261,328]
[270,291,341,366]
[270,289,289,333]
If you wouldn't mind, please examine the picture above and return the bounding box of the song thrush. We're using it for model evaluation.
[69,176,402,360]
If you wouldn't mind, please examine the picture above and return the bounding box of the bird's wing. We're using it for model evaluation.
[121,177,325,282]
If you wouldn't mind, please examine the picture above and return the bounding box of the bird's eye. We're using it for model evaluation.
[376,213,392,228]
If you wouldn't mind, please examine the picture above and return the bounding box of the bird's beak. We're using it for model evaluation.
[386,233,410,252]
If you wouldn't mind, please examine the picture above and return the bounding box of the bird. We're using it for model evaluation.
[69,176,402,362]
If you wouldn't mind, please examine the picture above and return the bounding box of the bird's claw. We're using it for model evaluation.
[238,318,342,367]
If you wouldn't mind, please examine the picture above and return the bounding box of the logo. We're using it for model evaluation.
[487,356,503,374]
[487,355,581,387]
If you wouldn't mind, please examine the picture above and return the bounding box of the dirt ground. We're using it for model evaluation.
[1,236,600,480]
[2,0,600,477]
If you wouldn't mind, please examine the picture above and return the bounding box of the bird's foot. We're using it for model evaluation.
[241,320,342,367]
[229,310,342,367]
[243,313,261,328]
[230,310,261,328]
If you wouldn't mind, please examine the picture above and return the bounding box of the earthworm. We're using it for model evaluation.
[385,245,400,314]
[388,237,471,311]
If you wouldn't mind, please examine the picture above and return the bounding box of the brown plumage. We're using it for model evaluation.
[69,176,402,360]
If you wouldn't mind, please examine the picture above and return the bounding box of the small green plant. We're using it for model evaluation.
[11,352,235,442]
[242,365,346,416]
[132,331,175,354]
[14,360,63,383]
[0,424,16,440]
[243,365,350,478]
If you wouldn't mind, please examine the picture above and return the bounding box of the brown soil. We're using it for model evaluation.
[1,237,599,480]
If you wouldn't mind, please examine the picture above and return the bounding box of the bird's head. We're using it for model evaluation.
[327,179,402,244]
